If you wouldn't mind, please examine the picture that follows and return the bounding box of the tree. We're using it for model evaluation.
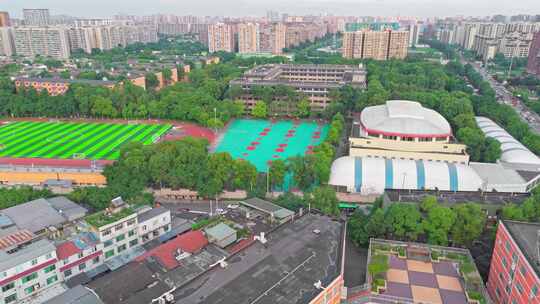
[307,186,339,216]
[233,159,257,191]
[269,159,287,190]
[296,99,311,118]
[451,203,486,247]
[145,73,159,90]
[420,196,438,213]
[252,101,268,118]
[422,206,457,246]
[384,204,423,241]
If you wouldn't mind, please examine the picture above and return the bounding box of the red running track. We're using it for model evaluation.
[0,157,113,168]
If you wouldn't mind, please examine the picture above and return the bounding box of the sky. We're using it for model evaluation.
[3,0,540,18]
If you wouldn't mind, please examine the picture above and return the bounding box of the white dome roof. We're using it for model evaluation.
[360,100,451,137]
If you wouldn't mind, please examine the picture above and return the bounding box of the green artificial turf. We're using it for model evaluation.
[0,121,171,160]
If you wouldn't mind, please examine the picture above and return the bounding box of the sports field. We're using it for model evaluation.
[215,119,329,172]
[0,121,172,160]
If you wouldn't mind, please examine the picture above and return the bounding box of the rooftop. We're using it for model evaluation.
[87,263,168,304]
[243,197,283,213]
[137,206,169,223]
[0,239,56,273]
[502,220,540,278]
[367,239,489,304]
[15,77,116,86]
[43,285,105,304]
[204,222,236,240]
[85,207,135,228]
[359,100,452,137]
[135,230,208,270]
[0,197,81,233]
[174,214,342,304]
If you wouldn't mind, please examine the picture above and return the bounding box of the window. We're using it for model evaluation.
[117,244,127,253]
[517,283,524,293]
[129,239,138,247]
[116,234,125,242]
[496,287,501,298]
[21,272,37,283]
[46,275,58,285]
[128,230,136,237]
[63,259,69,265]
[93,257,100,264]
[64,269,72,277]
[24,286,35,295]
[502,257,508,268]
[505,241,511,251]
[2,282,14,292]
[115,223,123,231]
[499,272,504,281]
[143,225,147,231]
[4,294,17,304]
[153,230,159,237]
[127,219,136,226]
[520,265,527,276]
[531,285,538,298]
[31,259,37,266]
[104,240,113,247]
[105,250,114,258]
[78,253,84,259]
[46,253,52,259]
[512,252,518,263]
[102,229,112,236]
[44,265,56,273]
[78,263,86,271]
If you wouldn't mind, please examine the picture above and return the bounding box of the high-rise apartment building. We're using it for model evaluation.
[208,23,235,53]
[67,25,158,54]
[342,30,409,60]
[407,23,422,47]
[0,27,15,56]
[271,23,286,54]
[238,23,259,54]
[527,32,540,76]
[13,27,70,59]
[23,9,50,26]
[0,12,10,27]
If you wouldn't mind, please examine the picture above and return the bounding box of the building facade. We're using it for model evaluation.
[13,27,71,59]
[23,9,50,26]
[0,12,10,27]
[14,77,116,96]
[238,23,259,54]
[137,207,171,244]
[208,23,235,53]
[88,210,139,261]
[56,233,104,282]
[0,239,61,304]
[527,31,540,76]
[487,220,540,304]
[0,28,14,56]
[230,64,366,112]
[342,30,409,60]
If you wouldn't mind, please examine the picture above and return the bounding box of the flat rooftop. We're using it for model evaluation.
[173,214,342,304]
[503,220,540,277]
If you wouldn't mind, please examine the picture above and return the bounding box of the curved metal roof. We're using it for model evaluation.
[475,117,540,165]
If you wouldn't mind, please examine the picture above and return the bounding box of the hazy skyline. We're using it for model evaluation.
[3,0,540,19]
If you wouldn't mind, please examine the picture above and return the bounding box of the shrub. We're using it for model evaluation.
[431,250,440,261]
[368,254,389,277]
[371,278,386,292]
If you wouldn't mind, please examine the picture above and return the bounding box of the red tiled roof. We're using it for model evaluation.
[56,241,82,260]
[0,258,57,286]
[59,250,102,272]
[0,229,34,250]
[136,230,208,270]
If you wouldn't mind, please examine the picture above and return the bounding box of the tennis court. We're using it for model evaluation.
[0,121,172,160]
[214,119,329,172]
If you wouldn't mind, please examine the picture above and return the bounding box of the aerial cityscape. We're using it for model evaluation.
[1,1,540,304]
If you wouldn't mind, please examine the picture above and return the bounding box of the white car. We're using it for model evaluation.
[227,204,240,209]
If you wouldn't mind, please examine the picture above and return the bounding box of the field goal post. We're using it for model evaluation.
[72,153,86,159]
[49,118,61,123]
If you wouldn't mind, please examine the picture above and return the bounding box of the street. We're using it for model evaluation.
[461,54,540,133]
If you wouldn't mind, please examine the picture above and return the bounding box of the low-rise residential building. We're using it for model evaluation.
[241,197,294,224]
[85,202,139,261]
[204,223,236,248]
[487,220,540,304]
[137,206,171,244]
[56,232,103,282]
[0,239,61,304]
[14,77,116,96]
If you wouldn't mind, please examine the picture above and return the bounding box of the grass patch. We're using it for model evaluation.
[86,207,134,228]
[191,216,223,230]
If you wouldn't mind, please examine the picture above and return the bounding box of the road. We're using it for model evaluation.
[461,55,540,133]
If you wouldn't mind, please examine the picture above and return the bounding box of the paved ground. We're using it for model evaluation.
[344,236,368,287]
[173,214,342,304]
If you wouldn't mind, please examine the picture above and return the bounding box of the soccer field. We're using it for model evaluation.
[0,121,172,160]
